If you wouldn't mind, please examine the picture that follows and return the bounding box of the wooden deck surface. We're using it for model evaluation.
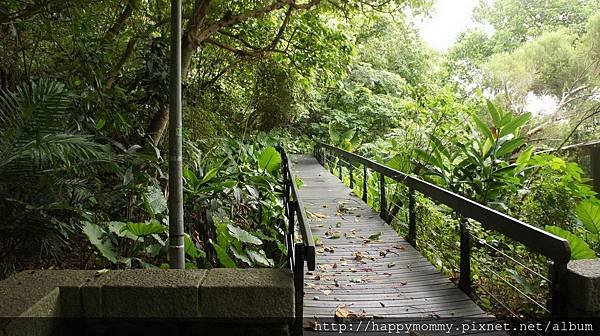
[291,155,505,335]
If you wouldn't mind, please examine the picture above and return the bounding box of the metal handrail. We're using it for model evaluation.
[281,148,316,270]
[277,146,315,335]
[314,142,570,316]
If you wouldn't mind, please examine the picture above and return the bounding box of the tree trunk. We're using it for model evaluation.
[147,104,170,144]
[147,24,200,144]
[145,0,210,144]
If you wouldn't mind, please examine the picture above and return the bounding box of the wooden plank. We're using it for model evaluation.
[292,155,493,323]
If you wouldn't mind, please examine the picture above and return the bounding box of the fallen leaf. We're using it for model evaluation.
[368,232,382,241]
[335,305,350,320]
[95,269,109,277]
[353,251,364,261]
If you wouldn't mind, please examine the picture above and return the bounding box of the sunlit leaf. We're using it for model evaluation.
[143,186,167,215]
[386,154,404,171]
[545,225,596,260]
[499,113,531,138]
[231,246,253,266]
[210,239,236,268]
[185,234,205,259]
[258,146,282,174]
[200,167,219,185]
[576,200,600,235]
[123,221,167,237]
[294,176,304,189]
[487,100,501,126]
[246,249,274,267]
[495,138,525,157]
[228,224,263,245]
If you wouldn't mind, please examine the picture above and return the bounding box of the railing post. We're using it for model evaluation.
[293,243,305,335]
[338,160,342,179]
[362,165,368,203]
[591,147,599,194]
[379,173,387,221]
[549,261,568,316]
[320,147,323,164]
[288,201,297,265]
[407,188,416,245]
[315,146,320,164]
[349,163,354,189]
[459,218,472,296]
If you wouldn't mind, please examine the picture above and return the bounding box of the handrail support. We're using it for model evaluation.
[458,217,472,296]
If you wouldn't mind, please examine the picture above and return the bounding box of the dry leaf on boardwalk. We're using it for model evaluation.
[335,305,372,322]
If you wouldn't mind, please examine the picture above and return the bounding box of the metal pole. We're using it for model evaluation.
[168,0,184,269]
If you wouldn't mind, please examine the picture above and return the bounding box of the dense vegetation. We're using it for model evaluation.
[1,0,599,318]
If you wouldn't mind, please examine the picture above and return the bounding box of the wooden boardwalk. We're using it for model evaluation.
[291,155,503,335]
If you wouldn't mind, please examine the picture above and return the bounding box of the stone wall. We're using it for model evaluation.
[567,259,600,317]
[0,269,294,336]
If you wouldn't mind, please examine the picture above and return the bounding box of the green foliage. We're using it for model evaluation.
[123,221,167,238]
[576,200,600,241]
[2,0,599,324]
[257,146,282,174]
[80,181,208,268]
[0,80,116,265]
[415,100,530,206]
[143,186,168,216]
[474,0,600,52]
[545,225,596,259]
[82,222,118,264]
[182,138,286,268]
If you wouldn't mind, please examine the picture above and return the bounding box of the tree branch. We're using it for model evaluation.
[104,37,138,90]
[194,0,319,43]
[103,0,136,41]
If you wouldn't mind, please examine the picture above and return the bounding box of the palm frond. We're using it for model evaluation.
[1,133,108,177]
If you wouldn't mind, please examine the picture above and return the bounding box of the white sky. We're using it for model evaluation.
[416,0,483,52]
[415,1,559,114]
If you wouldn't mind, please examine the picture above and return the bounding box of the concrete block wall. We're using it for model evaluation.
[0,269,294,336]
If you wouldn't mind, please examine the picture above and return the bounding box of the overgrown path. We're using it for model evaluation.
[292,155,504,335]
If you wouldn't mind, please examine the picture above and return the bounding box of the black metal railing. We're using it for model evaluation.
[278,146,315,334]
[314,142,571,316]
